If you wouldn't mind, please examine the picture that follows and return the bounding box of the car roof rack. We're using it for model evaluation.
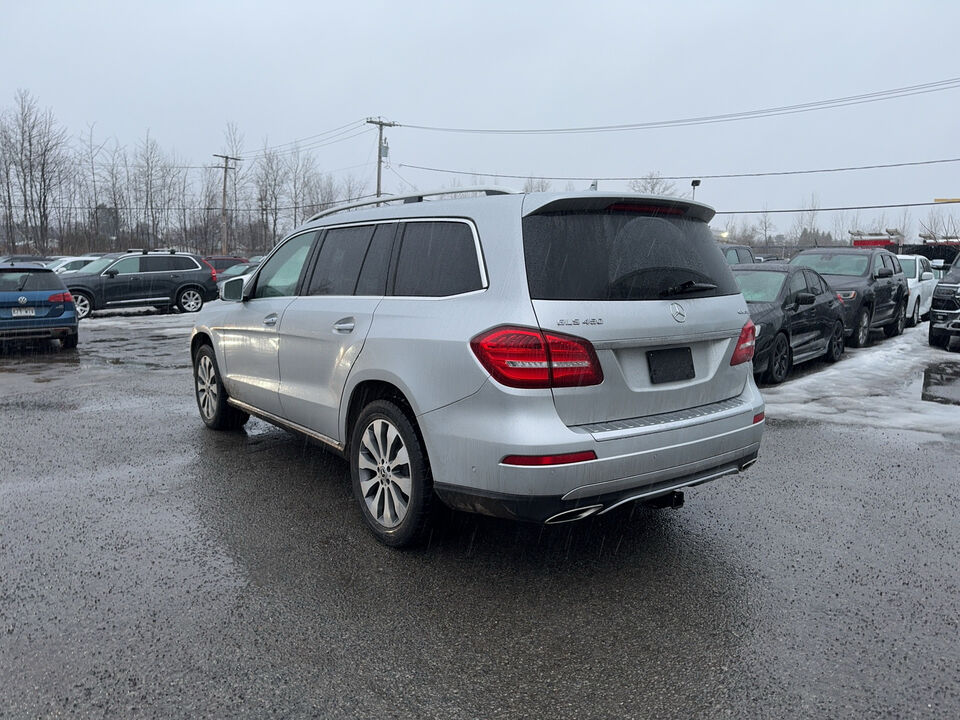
[306,186,518,223]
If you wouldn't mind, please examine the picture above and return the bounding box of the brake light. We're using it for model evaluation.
[502,451,597,466]
[730,320,756,366]
[753,412,765,424]
[201,258,217,282]
[606,203,685,216]
[836,293,845,304]
[470,326,604,389]
[47,292,73,303]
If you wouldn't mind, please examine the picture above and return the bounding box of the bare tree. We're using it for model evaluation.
[522,177,552,193]
[628,171,676,196]
[758,205,775,245]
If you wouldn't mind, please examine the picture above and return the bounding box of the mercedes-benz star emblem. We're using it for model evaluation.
[670,302,686,323]
[17,296,28,305]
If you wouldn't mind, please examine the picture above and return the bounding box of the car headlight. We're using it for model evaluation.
[837,290,857,300]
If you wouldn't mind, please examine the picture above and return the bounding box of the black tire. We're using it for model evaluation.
[884,300,906,338]
[929,324,949,348]
[849,307,871,348]
[178,287,204,313]
[72,291,93,320]
[350,399,432,548]
[61,332,78,350]
[764,332,791,384]
[193,344,248,430]
[824,321,844,363]
[907,299,920,328]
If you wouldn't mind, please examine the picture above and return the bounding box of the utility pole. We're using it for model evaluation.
[213,154,241,254]
[366,117,397,198]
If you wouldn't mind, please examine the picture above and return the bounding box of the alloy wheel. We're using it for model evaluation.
[180,289,203,312]
[196,354,218,420]
[357,418,412,529]
[74,293,91,319]
[856,311,870,346]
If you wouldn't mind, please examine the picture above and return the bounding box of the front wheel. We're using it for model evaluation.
[193,344,249,430]
[178,288,204,313]
[884,301,906,338]
[849,307,871,348]
[764,332,791,384]
[929,324,949,348]
[824,321,844,362]
[72,291,92,320]
[61,332,78,350]
[350,399,432,547]
[908,299,920,328]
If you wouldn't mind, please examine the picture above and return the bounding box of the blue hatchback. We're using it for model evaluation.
[0,264,79,348]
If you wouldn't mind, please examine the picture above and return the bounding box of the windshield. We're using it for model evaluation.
[221,262,255,278]
[522,210,739,300]
[944,264,960,283]
[791,252,869,276]
[733,270,786,303]
[79,256,119,275]
[899,258,917,278]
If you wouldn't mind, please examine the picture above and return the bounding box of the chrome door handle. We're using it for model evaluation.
[333,318,355,333]
[263,314,278,327]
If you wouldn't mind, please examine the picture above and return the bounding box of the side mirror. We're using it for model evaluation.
[104,269,118,278]
[876,267,894,279]
[796,292,816,306]
[921,271,934,281]
[220,276,246,302]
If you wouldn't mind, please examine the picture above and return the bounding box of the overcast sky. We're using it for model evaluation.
[3,0,960,238]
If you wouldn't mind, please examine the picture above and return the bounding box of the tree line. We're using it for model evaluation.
[0,91,368,257]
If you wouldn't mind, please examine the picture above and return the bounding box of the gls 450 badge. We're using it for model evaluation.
[557,318,604,327]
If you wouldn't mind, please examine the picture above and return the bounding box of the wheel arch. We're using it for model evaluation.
[175,283,206,301]
[343,378,420,456]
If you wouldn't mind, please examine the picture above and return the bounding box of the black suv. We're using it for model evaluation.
[929,262,960,348]
[789,247,909,347]
[65,250,219,319]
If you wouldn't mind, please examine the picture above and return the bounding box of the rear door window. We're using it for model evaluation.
[307,225,375,296]
[737,248,754,263]
[355,223,396,296]
[523,210,739,300]
[393,221,483,297]
[140,256,172,272]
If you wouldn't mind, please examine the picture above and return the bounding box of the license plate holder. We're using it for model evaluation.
[647,347,695,384]
[11,307,35,318]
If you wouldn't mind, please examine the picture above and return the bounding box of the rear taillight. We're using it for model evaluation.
[836,293,845,304]
[470,326,604,389]
[201,258,217,282]
[47,292,73,303]
[730,320,756,366]
[502,451,597,466]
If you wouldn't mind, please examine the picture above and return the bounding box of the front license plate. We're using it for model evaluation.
[647,347,695,384]
[11,307,35,317]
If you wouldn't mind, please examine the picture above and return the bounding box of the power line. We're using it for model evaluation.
[398,155,960,182]
[237,119,367,158]
[239,124,374,160]
[399,76,960,135]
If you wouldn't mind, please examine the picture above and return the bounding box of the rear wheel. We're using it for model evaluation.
[884,301,906,337]
[61,333,78,350]
[824,321,844,363]
[764,332,791,384]
[929,324,950,348]
[849,307,871,348]
[350,399,432,547]
[178,288,204,313]
[72,291,92,320]
[193,344,248,430]
[908,299,920,328]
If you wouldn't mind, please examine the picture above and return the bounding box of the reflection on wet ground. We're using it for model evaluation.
[921,361,960,406]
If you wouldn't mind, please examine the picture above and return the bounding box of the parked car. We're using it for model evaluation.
[732,264,845,383]
[45,256,97,274]
[191,189,765,546]
[789,248,908,347]
[64,250,219,319]
[897,254,937,326]
[929,262,960,348]
[0,254,53,264]
[0,264,78,348]
[215,261,260,294]
[720,244,757,265]
[203,255,248,273]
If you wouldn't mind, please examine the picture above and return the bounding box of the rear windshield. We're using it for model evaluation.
[522,211,739,300]
[790,252,869,276]
[0,269,66,292]
[733,270,786,303]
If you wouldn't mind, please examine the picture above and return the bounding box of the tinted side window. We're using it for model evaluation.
[111,257,140,274]
[787,272,806,299]
[872,254,884,274]
[804,270,825,295]
[738,248,754,263]
[254,232,317,299]
[171,256,199,271]
[394,221,483,297]
[890,255,902,273]
[355,223,396,296]
[724,248,739,264]
[141,256,172,272]
[307,226,374,296]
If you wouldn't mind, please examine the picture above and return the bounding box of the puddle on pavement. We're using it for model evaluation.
[920,362,960,406]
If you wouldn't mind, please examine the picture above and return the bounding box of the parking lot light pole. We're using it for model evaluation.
[691,179,701,200]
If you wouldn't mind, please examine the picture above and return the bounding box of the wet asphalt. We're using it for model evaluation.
[1,311,959,718]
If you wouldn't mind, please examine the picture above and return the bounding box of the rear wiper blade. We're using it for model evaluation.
[660,280,718,297]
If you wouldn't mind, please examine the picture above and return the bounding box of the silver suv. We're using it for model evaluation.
[191,189,765,546]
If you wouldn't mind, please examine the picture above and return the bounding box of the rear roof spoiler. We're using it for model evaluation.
[521,193,715,223]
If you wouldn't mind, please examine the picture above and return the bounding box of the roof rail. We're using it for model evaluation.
[306,186,518,223]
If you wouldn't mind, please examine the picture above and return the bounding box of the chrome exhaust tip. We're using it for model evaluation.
[739,457,758,471]
[545,505,604,524]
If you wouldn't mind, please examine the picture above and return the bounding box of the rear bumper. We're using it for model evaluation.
[420,378,764,523]
[0,317,78,342]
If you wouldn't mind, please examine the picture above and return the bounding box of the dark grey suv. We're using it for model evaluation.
[65,250,219,319]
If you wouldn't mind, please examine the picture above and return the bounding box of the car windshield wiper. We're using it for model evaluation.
[659,280,718,297]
